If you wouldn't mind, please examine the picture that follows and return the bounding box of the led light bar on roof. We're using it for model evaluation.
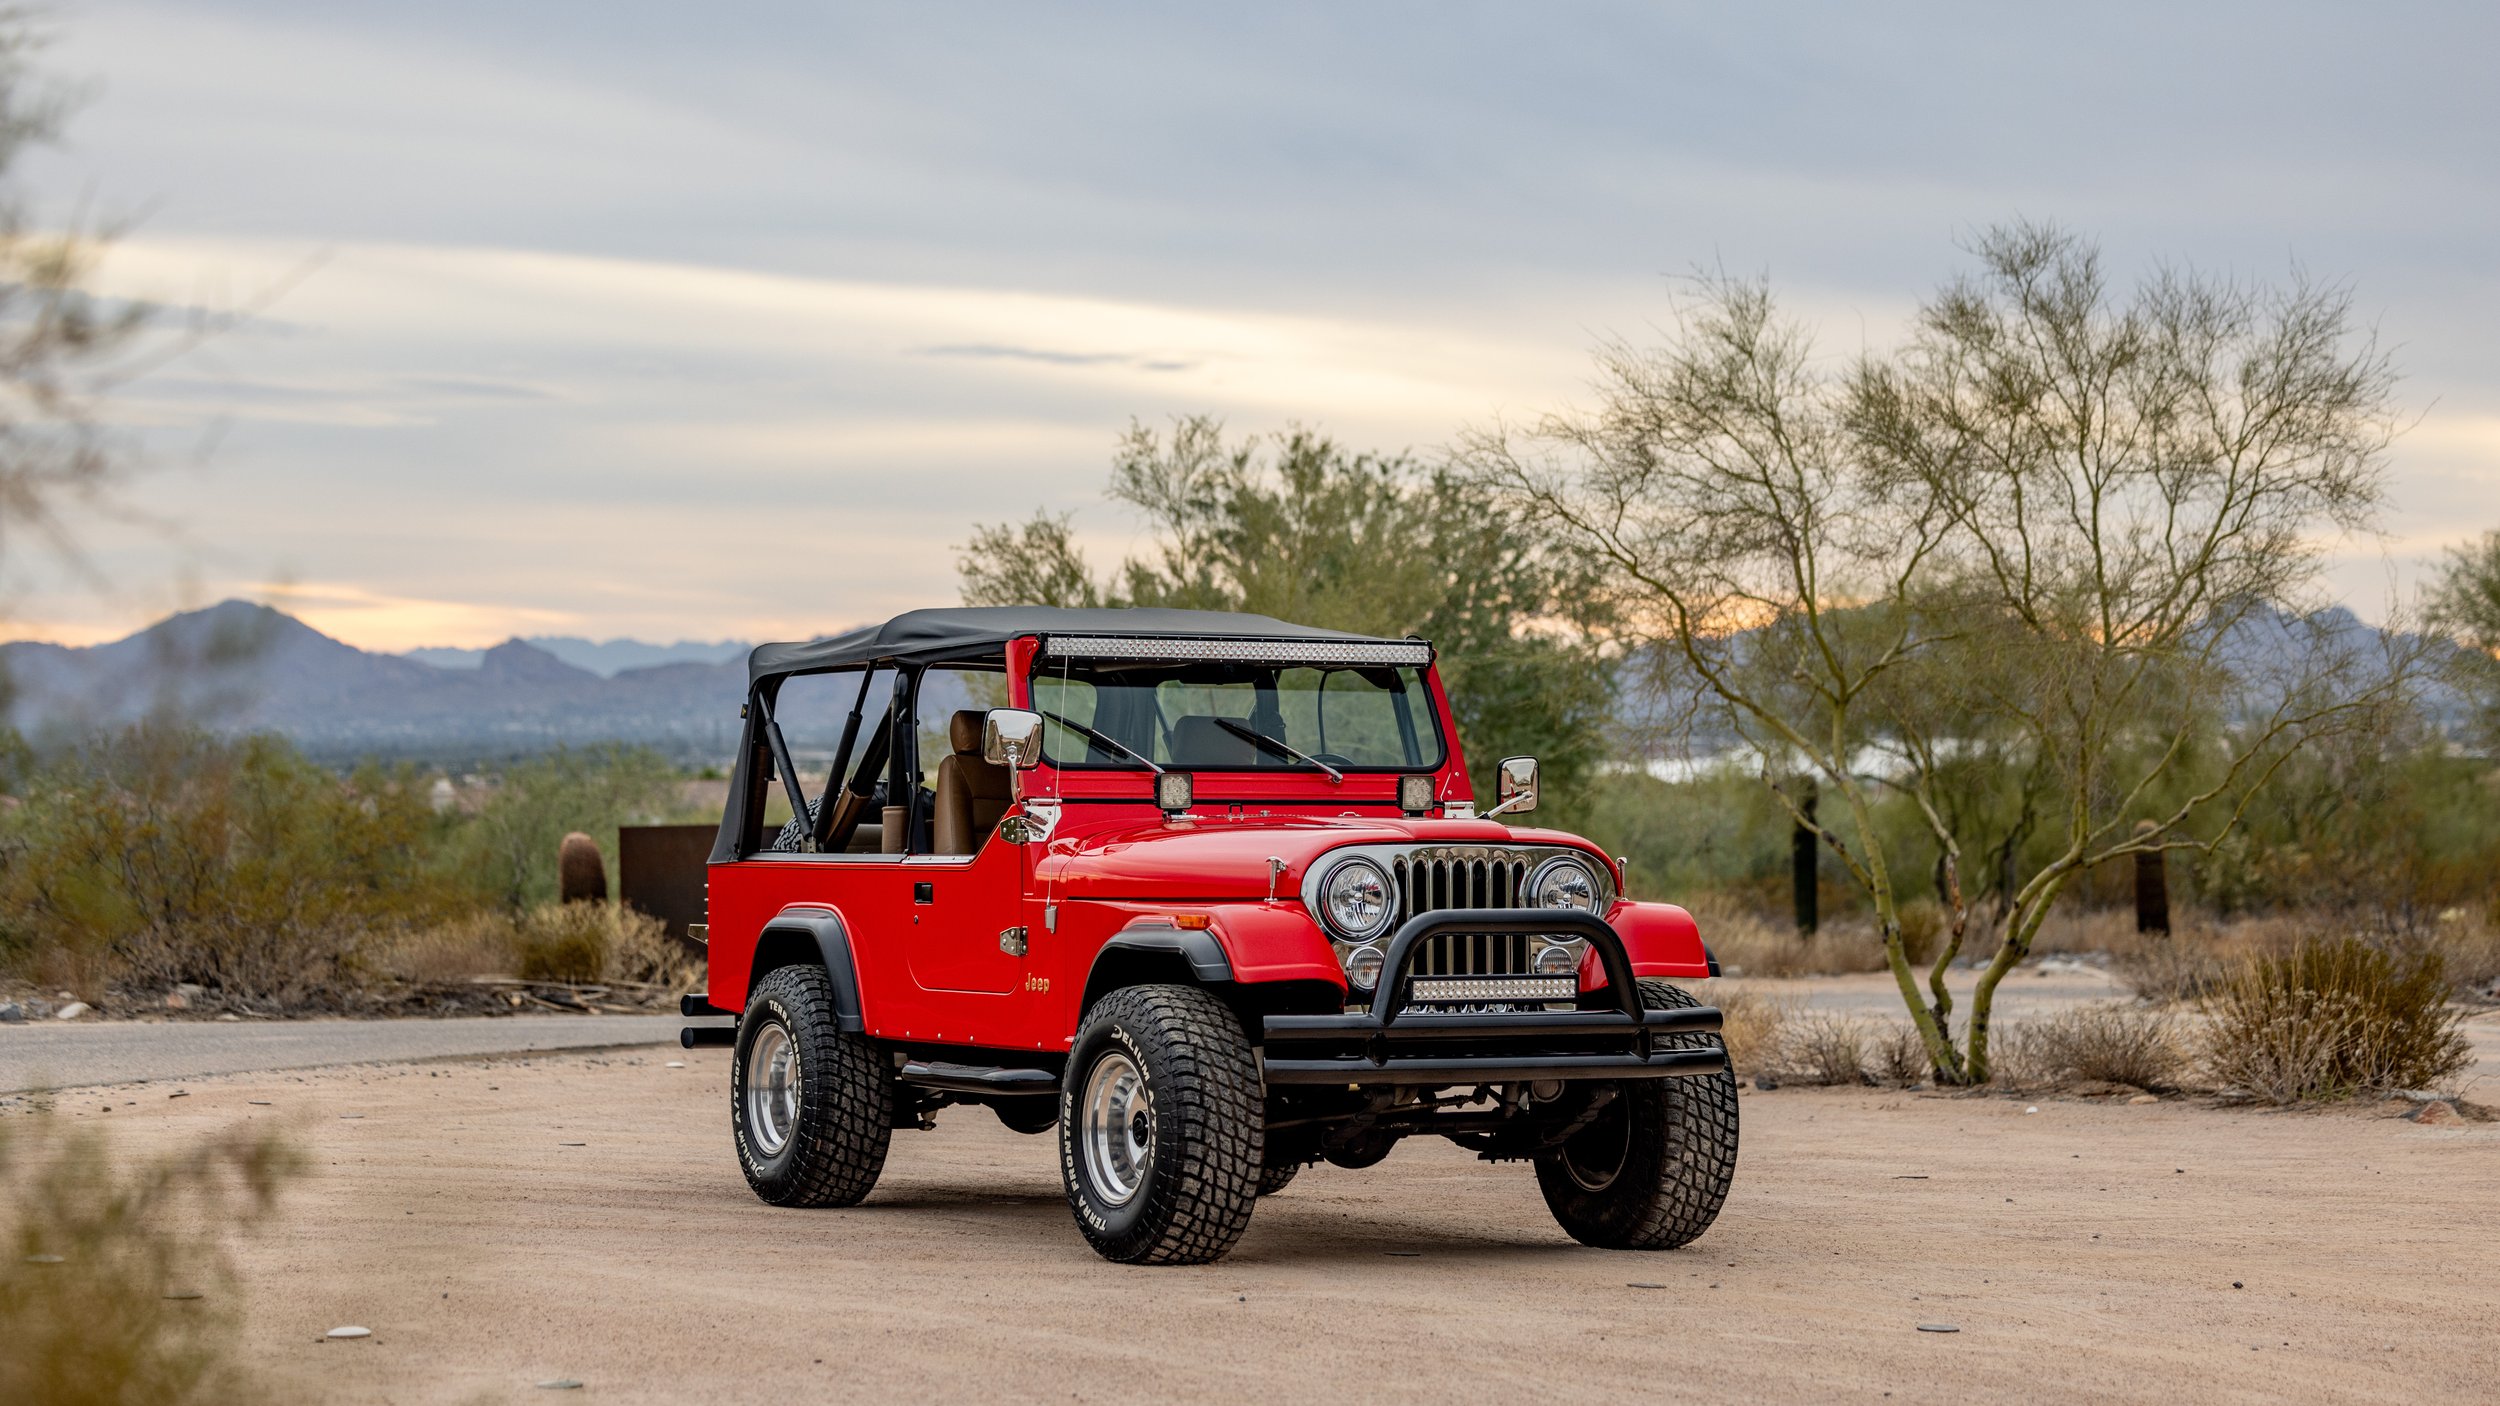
[1041,635,1433,666]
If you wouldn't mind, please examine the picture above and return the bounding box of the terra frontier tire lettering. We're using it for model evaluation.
[1059,984,1263,1265]
[733,963,894,1207]
[1533,980,1740,1249]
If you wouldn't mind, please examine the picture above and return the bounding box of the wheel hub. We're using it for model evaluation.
[1081,1050,1155,1207]
[743,1023,799,1157]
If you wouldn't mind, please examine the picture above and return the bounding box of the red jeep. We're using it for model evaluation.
[689,607,1736,1264]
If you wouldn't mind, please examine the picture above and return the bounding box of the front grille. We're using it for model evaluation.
[1409,930,1535,977]
[1392,852,1530,924]
[1393,852,1535,977]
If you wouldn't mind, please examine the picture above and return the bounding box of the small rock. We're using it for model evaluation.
[1916,1323,1960,1333]
[217,1013,241,1022]
[23,1253,64,1265]
[0,1002,23,1023]
[248,1100,273,1106]
[339,1114,364,1120]
[665,1061,686,1069]
[55,991,74,1001]
[164,1290,204,1300]
[169,1090,189,1099]
[163,991,190,1011]
[326,1326,372,1340]
[1753,1074,1779,1091]
[2128,1094,2158,1105]
[2410,1100,2464,1127]
[2232,1281,2244,1289]
[2023,1106,2039,1115]
[1384,1250,1422,1257]
[53,1001,89,1021]
[536,1380,583,1391]
[2390,1089,2444,1104]
[1627,1282,1667,1289]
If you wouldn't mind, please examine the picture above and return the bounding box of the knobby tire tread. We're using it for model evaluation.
[1063,984,1262,1264]
[738,964,893,1208]
[1536,978,1739,1250]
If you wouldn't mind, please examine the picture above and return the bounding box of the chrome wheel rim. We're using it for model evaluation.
[1080,1050,1154,1207]
[744,1023,798,1158]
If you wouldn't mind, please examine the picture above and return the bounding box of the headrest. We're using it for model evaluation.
[949,709,986,756]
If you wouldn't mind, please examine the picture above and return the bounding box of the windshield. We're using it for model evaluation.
[1032,661,1442,772]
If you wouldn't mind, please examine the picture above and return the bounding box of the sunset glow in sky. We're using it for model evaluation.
[19,2,2500,649]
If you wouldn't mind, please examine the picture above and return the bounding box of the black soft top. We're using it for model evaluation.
[746,606,1405,683]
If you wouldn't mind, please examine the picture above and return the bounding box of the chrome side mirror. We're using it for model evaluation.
[983,708,1044,769]
[1484,755,1540,819]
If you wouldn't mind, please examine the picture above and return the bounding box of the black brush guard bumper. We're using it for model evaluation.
[1259,909,1725,1086]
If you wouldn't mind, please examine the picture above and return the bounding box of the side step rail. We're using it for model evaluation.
[896,1060,1060,1096]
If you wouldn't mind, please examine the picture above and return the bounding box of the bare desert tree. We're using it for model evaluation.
[0,12,158,587]
[1466,223,2414,1082]
[1453,276,1978,1071]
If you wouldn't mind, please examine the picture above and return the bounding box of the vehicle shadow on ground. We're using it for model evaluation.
[841,1182,1612,1265]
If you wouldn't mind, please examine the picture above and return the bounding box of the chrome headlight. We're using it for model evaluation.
[1530,856,1598,912]
[1321,857,1394,941]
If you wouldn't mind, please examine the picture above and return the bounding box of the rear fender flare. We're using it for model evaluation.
[747,905,866,1032]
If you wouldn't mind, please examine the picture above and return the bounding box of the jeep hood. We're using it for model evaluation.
[1034,812,1609,903]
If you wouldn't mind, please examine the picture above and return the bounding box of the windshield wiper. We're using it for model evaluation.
[1214,717,1343,784]
[1041,709,1163,773]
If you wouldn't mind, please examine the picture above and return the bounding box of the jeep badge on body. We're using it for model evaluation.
[689,606,1737,1265]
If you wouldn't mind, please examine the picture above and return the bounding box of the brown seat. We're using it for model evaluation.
[933,709,1012,855]
[1169,714,1259,768]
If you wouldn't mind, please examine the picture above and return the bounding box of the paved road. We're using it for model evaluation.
[0,1014,692,1092]
[0,968,2136,1093]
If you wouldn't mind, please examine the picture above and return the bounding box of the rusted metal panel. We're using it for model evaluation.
[619,824,716,946]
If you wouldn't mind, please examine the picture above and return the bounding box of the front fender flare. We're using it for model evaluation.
[1080,923,1234,1011]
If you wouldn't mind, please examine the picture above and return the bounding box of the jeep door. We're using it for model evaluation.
[899,664,1029,999]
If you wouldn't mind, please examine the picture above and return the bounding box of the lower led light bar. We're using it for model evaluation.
[1408,976,1577,1003]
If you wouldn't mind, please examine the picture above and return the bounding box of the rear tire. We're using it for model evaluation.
[1059,984,1262,1264]
[734,964,893,1207]
[1534,979,1738,1250]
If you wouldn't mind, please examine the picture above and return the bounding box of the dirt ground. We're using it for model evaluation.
[33,1006,2499,1405]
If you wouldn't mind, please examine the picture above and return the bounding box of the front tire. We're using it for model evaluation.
[1059,985,1262,1264]
[1534,979,1739,1250]
[734,964,893,1207]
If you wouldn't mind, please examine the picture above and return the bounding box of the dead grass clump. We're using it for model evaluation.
[1,1112,304,1404]
[1693,897,1890,977]
[2200,936,2470,1103]
[1690,982,1792,1073]
[510,904,692,987]
[1780,1014,1874,1085]
[1895,898,1944,967]
[1993,1004,2185,1090]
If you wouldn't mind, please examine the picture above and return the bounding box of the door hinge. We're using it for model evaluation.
[998,926,1029,958]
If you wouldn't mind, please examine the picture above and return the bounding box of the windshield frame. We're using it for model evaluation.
[1025,656,1448,775]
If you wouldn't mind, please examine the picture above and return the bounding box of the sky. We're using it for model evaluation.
[12,1,2499,650]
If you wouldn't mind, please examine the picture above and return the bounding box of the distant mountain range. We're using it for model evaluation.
[0,601,761,764]
[406,636,750,677]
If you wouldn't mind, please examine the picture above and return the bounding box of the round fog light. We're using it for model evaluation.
[1344,945,1386,991]
[1533,944,1579,976]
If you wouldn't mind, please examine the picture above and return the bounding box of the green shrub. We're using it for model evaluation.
[440,744,679,910]
[2199,936,2470,1103]
[0,726,459,1005]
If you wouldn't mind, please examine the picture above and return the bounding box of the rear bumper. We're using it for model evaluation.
[1259,908,1726,1086]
